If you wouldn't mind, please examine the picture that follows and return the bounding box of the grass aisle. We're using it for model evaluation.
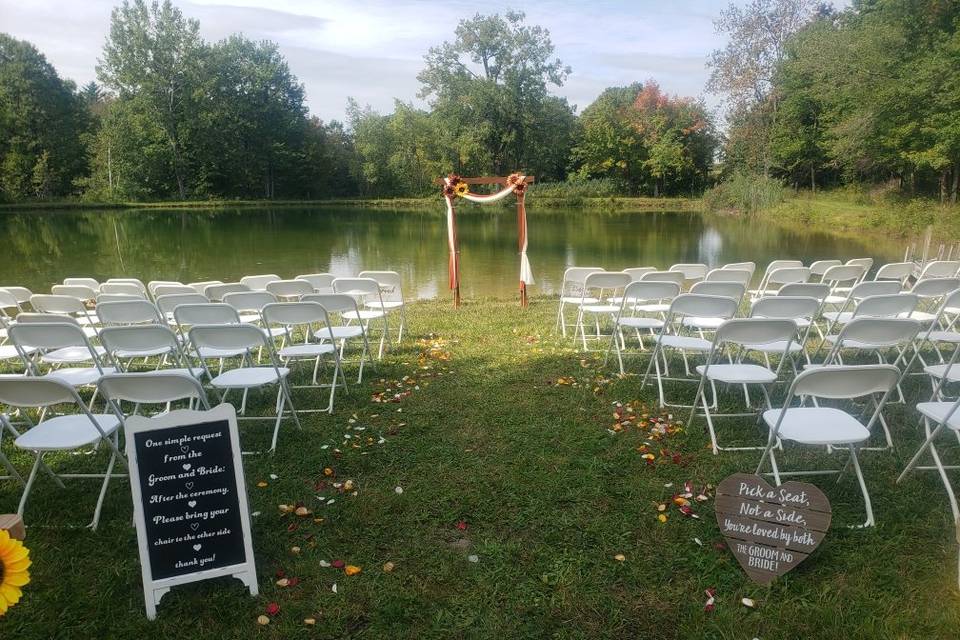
[2,297,960,638]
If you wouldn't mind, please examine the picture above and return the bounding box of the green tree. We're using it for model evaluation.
[97,0,204,198]
[0,33,90,200]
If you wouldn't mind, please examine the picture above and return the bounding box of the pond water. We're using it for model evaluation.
[0,207,904,299]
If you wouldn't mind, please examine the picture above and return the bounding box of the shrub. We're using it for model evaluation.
[702,172,785,214]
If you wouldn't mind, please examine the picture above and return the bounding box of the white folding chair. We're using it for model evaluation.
[105,278,148,295]
[302,293,373,383]
[262,302,344,413]
[640,294,740,408]
[9,321,116,391]
[607,280,681,374]
[1,287,34,309]
[30,294,99,334]
[188,280,222,295]
[809,259,842,281]
[155,293,208,325]
[173,303,246,366]
[819,281,904,337]
[0,288,23,317]
[909,277,960,323]
[750,267,811,300]
[152,284,197,298]
[750,260,803,297]
[332,278,390,358]
[204,282,251,302]
[721,261,756,277]
[918,260,960,281]
[239,274,281,291]
[64,277,100,291]
[845,258,874,284]
[873,262,914,286]
[820,294,920,362]
[96,300,164,327]
[51,285,98,304]
[147,280,184,297]
[574,271,632,351]
[188,324,300,452]
[265,279,315,301]
[757,365,901,527]
[358,270,407,343]
[689,318,798,454]
[705,268,752,286]
[296,273,335,294]
[820,264,868,308]
[222,291,283,336]
[555,267,602,336]
[99,325,198,376]
[0,376,126,530]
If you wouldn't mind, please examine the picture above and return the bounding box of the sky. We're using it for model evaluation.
[0,0,850,123]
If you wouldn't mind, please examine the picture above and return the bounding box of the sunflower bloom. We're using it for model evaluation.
[454,182,469,197]
[0,529,31,616]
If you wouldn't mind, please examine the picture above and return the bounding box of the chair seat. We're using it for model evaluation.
[633,303,670,313]
[365,301,403,310]
[210,366,290,389]
[43,366,117,387]
[155,367,205,379]
[580,304,619,314]
[41,345,106,364]
[194,346,250,359]
[741,339,804,354]
[695,363,778,384]
[910,311,937,322]
[342,310,385,321]
[655,335,712,351]
[681,316,725,330]
[238,313,261,324]
[916,402,960,431]
[279,343,336,358]
[15,414,121,451]
[324,326,363,339]
[762,407,870,445]
[114,346,173,359]
[924,364,960,382]
[562,296,598,305]
[822,335,897,349]
[617,317,664,330]
[928,330,960,344]
[0,344,36,360]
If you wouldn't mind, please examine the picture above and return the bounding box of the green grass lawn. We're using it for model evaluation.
[2,297,960,638]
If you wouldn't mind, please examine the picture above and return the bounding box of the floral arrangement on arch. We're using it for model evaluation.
[0,529,30,616]
[442,173,527,198]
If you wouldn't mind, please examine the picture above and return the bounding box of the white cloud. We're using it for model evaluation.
[0,0,851,121]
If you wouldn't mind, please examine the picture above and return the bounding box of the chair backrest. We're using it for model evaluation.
[155,293,209,317]
[705,268,752,285]
[822,264,865,285]
[809,259,842,277]
[666,294,739,321]
[147,280,184,296]
[639,270,685,285]
[99,325,182,365]
[622,267,657,281]
[204,282,250,301]
[51,285,97,301]
[99,282,146,298]
[222,291,277,314]
[239,274,281,291]
[188,323,270,355]
[262,302,333,337]
[9,322,102,367]
[766,267,811,287]
[332,277,382,296]
[750,296,820,320]
[561,267,602,286]
[582,271,632,292]
[97,293,143,303]
[98,372,209,407]
[0,286,33,304]
[0,289,21,316]
[621,281,681,305]
[849,280,902,300]
[152,284,197,297]
[301,293,362,316]
[874,262,914,283]
[296,273,336,292]
[358,270,403,291]
[0,376,82,407]
[788,364,900,400]
[188,280,222,294]
[910,277,960,299]
[919,260,960,279]
[106,278,148,297]
[265,279,315,299]
[761,260,803,279]
[96,300,163,326]
[173,303,241,327]
[852,294,918,319]
[845,257,874,275]
[690,281,746,300]
[14,312,82,326]
[778,282,830,302]
[30,294,88,315]
[713,317,798,347]
[722,261,756,276]
[669,263,708,280]
[832,317,921,350]
[63,277,100,290]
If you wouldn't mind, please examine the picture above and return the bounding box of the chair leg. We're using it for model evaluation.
[89,444,119,531]
[847,444,875,528]
[0,449,24,485]
[17,452,44,517]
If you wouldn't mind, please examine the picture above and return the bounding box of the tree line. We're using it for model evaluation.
[0,1,717,203]
[712,0,960,203]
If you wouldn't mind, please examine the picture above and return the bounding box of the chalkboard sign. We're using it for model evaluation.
[715,473,831,586]
[125,404,258,619]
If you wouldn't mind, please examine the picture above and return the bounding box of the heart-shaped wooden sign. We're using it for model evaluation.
[715,473,831,586]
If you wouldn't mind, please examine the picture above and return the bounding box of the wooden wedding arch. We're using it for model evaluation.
[437,173,535,308]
